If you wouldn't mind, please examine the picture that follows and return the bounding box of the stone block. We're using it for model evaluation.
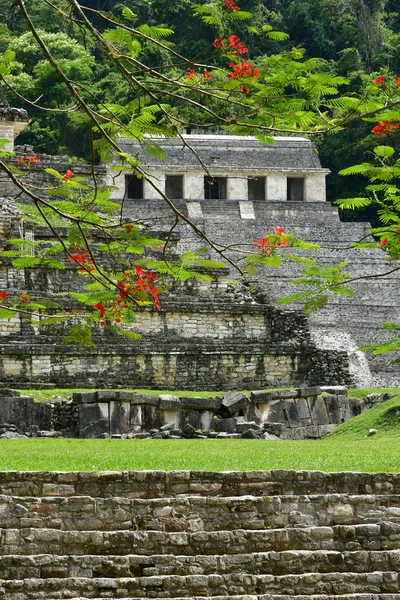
[72,392,97,404]
[300,386,321,397]
[235,418,261,433]
[182,423,196,438]
[263,422,283,436]
[263,399,288,426]
[303,425,320,438]
[97,390,117,402]
[309,396,330,425]
[159,395,181,410]
[130,394,159,407]
[324,394,341,424]
[296,398,312,425]
[349,396,363,418]
[222,391,250,416]
[110,401,131,435]
[284,399,301,428]
[338,394,351,422]
[34,402,53,431]
[251,389,299,404]
[200,410,214,432]
[320,386,348,396]
[130,405,142,428]
[180,409,201,431]
[180,397,222,411]
[318,424,337,437]
[218,418,237,433]
[0,395,35,431]
[78,403,109,438]
[241,428,260,439]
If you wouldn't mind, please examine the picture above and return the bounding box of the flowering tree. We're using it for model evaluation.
[0,0,400,349]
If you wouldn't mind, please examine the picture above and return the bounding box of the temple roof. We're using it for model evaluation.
[0,197,19,216]
[0,84,29,123]
[117,134,328,172]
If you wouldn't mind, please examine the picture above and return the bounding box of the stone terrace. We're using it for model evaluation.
[1,469,400,599]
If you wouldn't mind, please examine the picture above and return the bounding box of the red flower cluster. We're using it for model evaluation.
[371,120,400,137]
[69,248,95,273]
[374,75,385,85]
[229,60,259,79]
[185,69,196,80]
[396,77,400,88]
[62,170,74,181]
[18,155,40,166]
[94,299,126,326]
[379,237,389,247]
[94,267,160,327]
[203,70,213,81]
[213,35,247,55]
[225,0,240,9]
[213,35,224,49]
[227,35,247,55]
[252,227,289,257]
[117,266,160,311]
[20,292,31,303]
[0,290,31,304]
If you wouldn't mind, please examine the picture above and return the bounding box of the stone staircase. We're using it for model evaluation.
[1,470,400,599]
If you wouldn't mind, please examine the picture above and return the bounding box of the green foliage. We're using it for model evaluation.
[277,262,355,312]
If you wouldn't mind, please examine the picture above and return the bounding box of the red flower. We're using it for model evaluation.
[239,86,250,94]
[20,292,31,303]
[0,290,7,300]
[17,157,25,165]
[203,70,213,81]
[229,60,259,80]
[396,77,400,88]
[227,35,247,55]
[379,237,389,247]
[275,226,285,235]
[185,69,196,80]
[374,75,385,85]
[62,170,74,181]
[372,120,400,137]
[226,0,240,10]
[124,224,135,232]
[213,36,224,49]
[27,155,40,165]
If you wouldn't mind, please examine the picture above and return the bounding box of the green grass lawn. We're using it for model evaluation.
[1,387,399,473]
[0,436,400,472]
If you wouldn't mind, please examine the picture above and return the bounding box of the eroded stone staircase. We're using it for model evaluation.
[1,470,400,599]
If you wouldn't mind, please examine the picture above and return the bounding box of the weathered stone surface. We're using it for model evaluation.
[182,423,196,438]
[222,391,251,416]
[0,394,35,431]
[309,396,330,425]
[110,401,131,435]
[159,395,181,410]
[78,403,109,438]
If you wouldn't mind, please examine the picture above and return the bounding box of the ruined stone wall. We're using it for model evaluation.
[1,386,385,440]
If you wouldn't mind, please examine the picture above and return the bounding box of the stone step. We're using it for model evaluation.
[1,549,400,579]
[0,570,399,598]
[38,596,400,600]
[2,523,400,556]
[1,470,399,498]
[2,494,400,532]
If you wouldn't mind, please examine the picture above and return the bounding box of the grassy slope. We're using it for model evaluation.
[1,388,398,473]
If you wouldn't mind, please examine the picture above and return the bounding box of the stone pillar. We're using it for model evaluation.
[304,173,327,202]
[185,171,205,200]
[227,174,248,200]
[143,170,166,199]
[266,173,287,201]
[0,123,16,151]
